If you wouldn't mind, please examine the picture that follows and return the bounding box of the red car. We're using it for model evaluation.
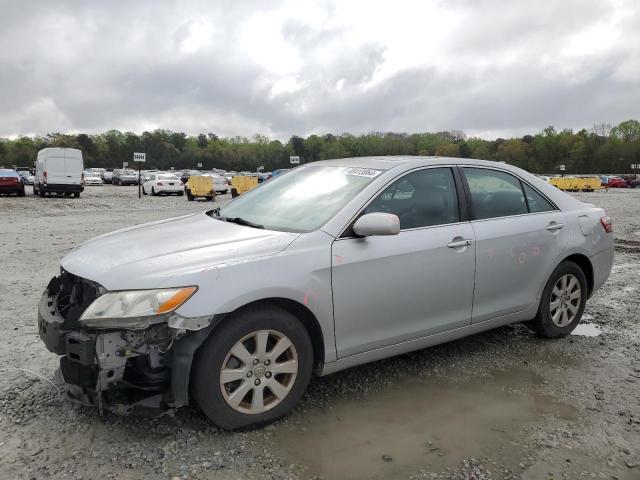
[0,169,25,196]
[606,177,628,188]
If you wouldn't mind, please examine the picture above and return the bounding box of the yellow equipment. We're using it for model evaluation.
[231,175,258,198]
[549,177,601,192]
[185,175,216,201]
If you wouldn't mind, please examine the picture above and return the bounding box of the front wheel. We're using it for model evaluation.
[192,306,313,430]
[142,186,147,195]
[525,261,587,337]
[151,187,156,196]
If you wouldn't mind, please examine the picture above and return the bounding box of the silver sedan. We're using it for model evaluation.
[38,157,614,429]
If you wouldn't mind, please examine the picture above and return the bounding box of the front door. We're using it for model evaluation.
[331,167,476,358]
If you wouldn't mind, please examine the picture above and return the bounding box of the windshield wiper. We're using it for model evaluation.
[223,216,265,229]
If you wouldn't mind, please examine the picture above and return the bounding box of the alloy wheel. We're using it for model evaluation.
[550,273,581,327]
[219,329,298,414]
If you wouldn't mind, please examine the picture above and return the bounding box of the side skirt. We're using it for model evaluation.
[319,311,528,376]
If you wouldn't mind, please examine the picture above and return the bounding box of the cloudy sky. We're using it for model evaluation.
[1,0,639,140]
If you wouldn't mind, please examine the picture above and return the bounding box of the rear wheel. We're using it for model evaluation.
[525,261,587,337]
[151,187,156,196]
[177,191,184,196]
[231,188,239,198]
[142,186,147,195]
[73,192,80,198]
[192,306,313,430]
[186,189,194,201]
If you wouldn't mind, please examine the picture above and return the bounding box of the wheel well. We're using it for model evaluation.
[223,298,325,371]
[563,253,594,297]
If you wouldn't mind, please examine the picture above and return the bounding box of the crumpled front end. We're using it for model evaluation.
[38,271,203,416]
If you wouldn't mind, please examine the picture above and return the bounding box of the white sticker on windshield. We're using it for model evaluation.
[346,168,382,178]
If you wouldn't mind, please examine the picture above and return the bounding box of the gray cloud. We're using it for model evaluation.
[0,0,638,140]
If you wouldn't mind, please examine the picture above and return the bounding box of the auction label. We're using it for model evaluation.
[346,168,382,178]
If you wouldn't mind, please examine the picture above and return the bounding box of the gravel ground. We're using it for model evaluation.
[0,185,639,480]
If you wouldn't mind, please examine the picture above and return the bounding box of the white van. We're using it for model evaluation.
[34,148,84,197]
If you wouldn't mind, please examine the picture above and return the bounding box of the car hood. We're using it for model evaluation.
[61,212,299,290]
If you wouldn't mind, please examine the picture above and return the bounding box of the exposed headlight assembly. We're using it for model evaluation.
[80,286,198,329]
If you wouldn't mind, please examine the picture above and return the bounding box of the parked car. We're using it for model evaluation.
[178,169,200,185]
[271,168,290,177]
[17,170,35,185]
[34,148,84,198]
[38,157,614,429]
[101,168,114,184]
[112,169,139,186]
[84,173,104,185]
[203,172,229,194]
[142,173,184,195]
[605,177,628,188]
[0,169,25,196]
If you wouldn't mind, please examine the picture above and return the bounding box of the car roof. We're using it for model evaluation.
[308,156,517,170]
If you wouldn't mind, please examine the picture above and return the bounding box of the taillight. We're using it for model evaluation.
[157,182,163,186]
[43,171,47,182]
[81,173,85,184]
[600,216,613,233]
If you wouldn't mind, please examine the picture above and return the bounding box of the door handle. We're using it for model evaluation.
[447,239,473,248]
[546,222,564,231]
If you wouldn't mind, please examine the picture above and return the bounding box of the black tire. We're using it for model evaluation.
[73,192,80,198]
[231,188,239,198]
[207,195,214,201]
[18,188,25,197]
[178,191,184,196]
[142,186,147,195]
[525,261,587,337]
[38,188,45,197]
[33,185,38,195]
[186,189,194,201]
[151,187,156,196]
[192,305,313,430]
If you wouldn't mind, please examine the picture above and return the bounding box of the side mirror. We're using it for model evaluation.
[352,212,400,237]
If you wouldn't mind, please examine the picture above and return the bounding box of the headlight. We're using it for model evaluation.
[80,286,197,328]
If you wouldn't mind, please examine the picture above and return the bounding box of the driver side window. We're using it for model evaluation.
[364,168,460,230]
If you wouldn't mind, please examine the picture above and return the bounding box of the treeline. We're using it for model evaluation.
[1,120,639,174]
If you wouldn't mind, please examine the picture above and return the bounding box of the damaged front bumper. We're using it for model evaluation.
[37,273,215,416]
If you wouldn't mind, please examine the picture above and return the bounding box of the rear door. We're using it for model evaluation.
[63,150,82,185]
[462,167,569,323]
[46,153,67,185]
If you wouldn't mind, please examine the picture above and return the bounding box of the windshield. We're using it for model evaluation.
[218,165,383,232]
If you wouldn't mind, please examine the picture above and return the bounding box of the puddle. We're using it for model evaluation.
[273,368,576,479]
[571,323,602,337]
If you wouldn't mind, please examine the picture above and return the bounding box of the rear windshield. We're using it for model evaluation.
[158,175,179,180]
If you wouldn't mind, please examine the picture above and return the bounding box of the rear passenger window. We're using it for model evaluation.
[364,168,459,229]
[464,168,527,220]
[523,183,555,213]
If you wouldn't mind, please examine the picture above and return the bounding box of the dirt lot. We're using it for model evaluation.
[0,186,639,480]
